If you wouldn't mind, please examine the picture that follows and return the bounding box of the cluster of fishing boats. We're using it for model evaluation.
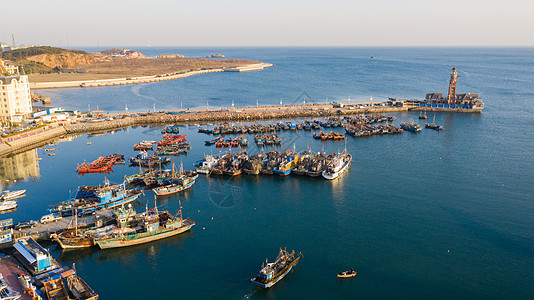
[125,161,198,195]
[195,148,352,179]
[198,115,394,136]
[49,180,142,217]
[129,151,170,166]
[204,136,248,148]
[402,114,444,132]
[345,123,404,136]
[313,131,345,140]
[154,134,190,155]
[133,140,156,151]
[52,202,194,250]
[161,124,181,134]
[0,189,25,212]
[75,154,125,174]
[254,133,282,145]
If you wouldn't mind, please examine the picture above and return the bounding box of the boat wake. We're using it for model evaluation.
[242,289,256,299]
[130,84,167,107]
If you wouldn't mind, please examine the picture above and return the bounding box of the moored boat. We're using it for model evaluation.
[1,189,26,200]
[322,151,352,180]
[0,200,17,212]
[95,203,195,249]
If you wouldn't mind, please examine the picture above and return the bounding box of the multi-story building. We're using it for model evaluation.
[0,67,32,123]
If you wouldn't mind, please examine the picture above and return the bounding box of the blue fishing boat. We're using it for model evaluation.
[205,137,223,145]
[50,180,142,216]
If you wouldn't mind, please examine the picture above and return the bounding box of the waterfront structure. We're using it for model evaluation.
[0,59,18,75]
[424,67,484,109]
[0,66,32,123]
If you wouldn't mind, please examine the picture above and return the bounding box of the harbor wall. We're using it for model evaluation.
[0,103,481,157]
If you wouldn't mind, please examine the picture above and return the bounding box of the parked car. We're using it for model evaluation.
[15,220,37,230]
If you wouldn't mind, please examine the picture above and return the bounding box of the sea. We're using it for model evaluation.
[2,47,534,299]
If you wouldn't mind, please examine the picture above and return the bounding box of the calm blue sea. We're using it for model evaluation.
[2,47,533,299]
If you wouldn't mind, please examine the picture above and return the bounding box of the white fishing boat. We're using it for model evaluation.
[196,154,218,174]
[1,189,26,200]
[0,200,18,212]
[322,151,352,180]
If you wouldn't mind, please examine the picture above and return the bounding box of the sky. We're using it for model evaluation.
[2,0,533,47]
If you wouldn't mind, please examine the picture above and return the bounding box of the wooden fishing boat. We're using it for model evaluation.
[44,278,70,300]
[337,269,357,278]
[95,203,195,249]
[68,275,99,300]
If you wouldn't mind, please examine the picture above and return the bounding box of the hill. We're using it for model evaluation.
[1,46,94,74]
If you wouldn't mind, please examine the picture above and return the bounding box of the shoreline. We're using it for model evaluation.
[30,63,273,90]
[0,102,481,157]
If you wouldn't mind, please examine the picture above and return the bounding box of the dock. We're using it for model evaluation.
[4,210,114,248]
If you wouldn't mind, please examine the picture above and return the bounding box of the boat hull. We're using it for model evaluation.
[95,221,194,249]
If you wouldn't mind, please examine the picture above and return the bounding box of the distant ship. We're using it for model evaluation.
[251,248,303,288]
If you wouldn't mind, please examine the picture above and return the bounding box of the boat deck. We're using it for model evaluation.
[0,255,33,300]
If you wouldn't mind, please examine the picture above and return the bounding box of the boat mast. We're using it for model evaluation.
[179,200,183,221]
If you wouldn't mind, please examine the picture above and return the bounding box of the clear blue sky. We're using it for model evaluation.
[2,0,533,47]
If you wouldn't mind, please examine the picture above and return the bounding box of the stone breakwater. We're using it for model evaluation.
[0,101,481,157]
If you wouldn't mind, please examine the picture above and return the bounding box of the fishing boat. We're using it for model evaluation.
[0,189,26,200]
[425,114,444,131]
[49,180,142,216]
[322,151,352,180]
[153,176,195,196]
[95,202,195,249]
[68,265,99,300]
[153,163,196,196]
[400,117,422,132]
[205,137,223,146]
[76,154,124,173]
[0,200,18,212]
[44,277,70,300]
[251,248,303,288]
[129,151,170,167]
[196,155,218,174]
[337,269,357,278]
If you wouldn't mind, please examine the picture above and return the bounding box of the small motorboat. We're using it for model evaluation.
[337,269,357,278]
[1,189,26,200]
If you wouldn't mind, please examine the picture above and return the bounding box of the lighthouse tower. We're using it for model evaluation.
[447,67,458,105]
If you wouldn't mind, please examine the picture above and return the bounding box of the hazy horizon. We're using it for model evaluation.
[2,0,533,48]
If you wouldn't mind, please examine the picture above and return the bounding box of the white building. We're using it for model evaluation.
[0,69,32,123]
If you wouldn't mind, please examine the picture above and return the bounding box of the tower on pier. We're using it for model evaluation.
[447,67,458,105]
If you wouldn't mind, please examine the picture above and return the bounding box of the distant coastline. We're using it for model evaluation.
[30,63,273,89]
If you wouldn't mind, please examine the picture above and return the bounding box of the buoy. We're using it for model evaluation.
[211,217,213,220]
[203,227,205,230]
[448,250,450,253]
[198,210,200,212]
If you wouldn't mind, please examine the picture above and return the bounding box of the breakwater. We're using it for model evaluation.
[0,101,483,157]
[30,63,274,89]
